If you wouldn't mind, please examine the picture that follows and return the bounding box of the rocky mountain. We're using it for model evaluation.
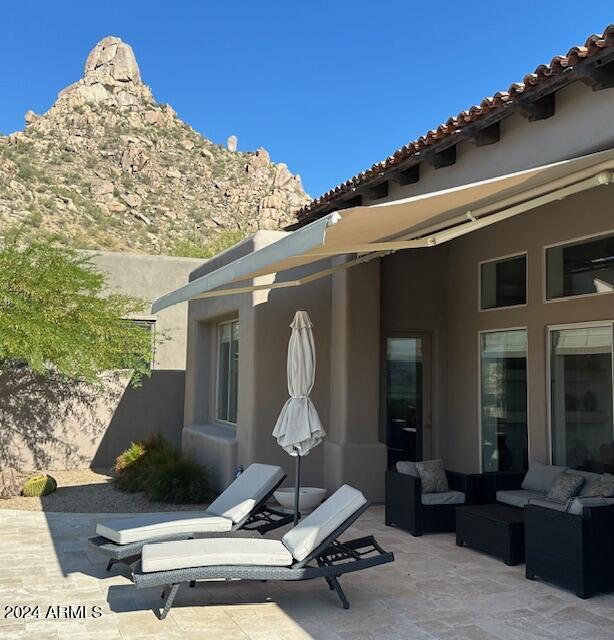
[0,36,309,255]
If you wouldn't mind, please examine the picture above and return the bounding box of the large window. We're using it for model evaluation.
[480,329,528,472]
[550,325,614,472]
[217,320,239,424]
[546,232,614,300]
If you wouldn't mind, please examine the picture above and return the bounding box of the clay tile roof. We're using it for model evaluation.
[294,24,614,225]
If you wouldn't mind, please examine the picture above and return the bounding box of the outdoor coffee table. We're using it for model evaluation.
[455,503,524,566]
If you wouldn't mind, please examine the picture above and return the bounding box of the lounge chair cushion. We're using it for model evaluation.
[207,463,285,524]
[421,490,465,505]
[96,513,232,545]
[496,489,544,509]
[282,484,367,562]
[521,463,566,494]
[141,537,293,573]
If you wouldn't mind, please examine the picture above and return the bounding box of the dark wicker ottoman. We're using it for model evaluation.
[456,504,524,566]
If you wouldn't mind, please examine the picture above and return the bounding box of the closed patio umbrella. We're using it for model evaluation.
[272,310,325,524]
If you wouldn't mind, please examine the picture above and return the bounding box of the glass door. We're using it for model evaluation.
[384,334,431,466]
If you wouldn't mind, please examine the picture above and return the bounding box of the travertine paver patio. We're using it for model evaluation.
[1,506,614,640]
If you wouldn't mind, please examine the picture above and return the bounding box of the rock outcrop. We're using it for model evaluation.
[0,36,309,254]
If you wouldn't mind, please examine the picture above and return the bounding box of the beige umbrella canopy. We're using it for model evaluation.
[272,310,325,523]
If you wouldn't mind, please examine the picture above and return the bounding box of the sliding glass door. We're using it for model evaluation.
[550,324,614,472]
[480,329,528,472]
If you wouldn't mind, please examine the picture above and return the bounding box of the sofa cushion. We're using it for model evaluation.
[141,537,293,573]
[547,472,584,503]
[601,473,614,497]
[497,489,544,509]
[282,484,367,562]
[415,459,449,493]
[396,460,418,477]
[566,470,603,497]
[526,497,569,512]
[421,490,465,506]
[96,512,232,545]
[566,496,610,516]
[521,463,566,494]
[207,463,285,524]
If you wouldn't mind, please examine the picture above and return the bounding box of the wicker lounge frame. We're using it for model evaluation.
[89,475,292,570]
[131,502,394,619]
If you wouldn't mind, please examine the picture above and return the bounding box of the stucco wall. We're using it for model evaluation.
[91,251,203,369]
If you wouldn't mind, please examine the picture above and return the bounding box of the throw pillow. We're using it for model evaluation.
[580,478,606,497]
[601,473,614,497]
[547,472,584,503]
[415,459,449,493]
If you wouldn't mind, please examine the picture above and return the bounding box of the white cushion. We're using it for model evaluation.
[141,537,293,573]
[282,484,367,562]
[567,496,613,515]
[497,489,545,509]
[421,490,465,505]
[96,513,232,545]
[521,463,566,494]
[396,461,418,477]
[526,497,568,512]
[207,463,285,524]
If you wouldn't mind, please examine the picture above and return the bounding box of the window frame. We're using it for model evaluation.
[478,251,528,312]
[546,320,614,466]
[124,314,157,370]
[543,229,614,304]
[477,326,530,473]
[215,318,239,425]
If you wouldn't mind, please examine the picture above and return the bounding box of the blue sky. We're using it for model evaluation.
[1,2,613,198]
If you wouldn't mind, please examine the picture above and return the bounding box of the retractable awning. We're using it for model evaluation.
[152,147,614,313]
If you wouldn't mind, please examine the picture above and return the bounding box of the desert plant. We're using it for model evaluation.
[113,435,212,503]
[114,441,145,473]
[21,473,57,497]
[145,456,214,504]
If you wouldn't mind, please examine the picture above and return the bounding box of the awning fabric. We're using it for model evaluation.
[153,147,614,313]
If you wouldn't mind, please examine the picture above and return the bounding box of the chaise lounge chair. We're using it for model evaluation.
[89,463,292,569]
[130,484,394,619]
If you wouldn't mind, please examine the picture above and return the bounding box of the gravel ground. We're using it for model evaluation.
[0,468,211,513]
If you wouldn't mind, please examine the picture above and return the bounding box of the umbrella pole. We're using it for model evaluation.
[294,451,301,526]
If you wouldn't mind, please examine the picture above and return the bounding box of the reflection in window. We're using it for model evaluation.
[546,233,614,300]
[480,254,527,310]
[217,320,239,423]
[550,325,614,472]
[480,330,528,472]
[385,337,422,466]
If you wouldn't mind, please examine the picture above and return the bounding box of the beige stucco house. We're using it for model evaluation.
[154,27,614,500]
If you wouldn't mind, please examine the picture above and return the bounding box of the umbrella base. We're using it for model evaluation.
[273,487,327,514]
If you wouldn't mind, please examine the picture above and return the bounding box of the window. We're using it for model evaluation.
[120,318,155,370]
[550,325,614,472]
[480,329,528,472]
[480,254,527,310]
[217,320,239,423]
[546,232,614,300]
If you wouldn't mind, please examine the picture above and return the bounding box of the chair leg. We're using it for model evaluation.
[160,583,180,620]
[328,576,350,610]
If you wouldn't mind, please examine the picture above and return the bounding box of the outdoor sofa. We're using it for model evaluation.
[130,484,394,619]
[385,460,481,536]
[89,463,292,569]
[479,462,614,597]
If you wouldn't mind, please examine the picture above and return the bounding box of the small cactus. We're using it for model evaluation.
[21,474,57,497]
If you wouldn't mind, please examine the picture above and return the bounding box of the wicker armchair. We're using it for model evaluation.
[384,469,480,537]
[525,502,614,598]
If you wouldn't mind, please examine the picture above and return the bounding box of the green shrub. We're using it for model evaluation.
[145,456,214,504]
[114,441,145,473]
[21,473,57,497]
[113,435,211,503]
